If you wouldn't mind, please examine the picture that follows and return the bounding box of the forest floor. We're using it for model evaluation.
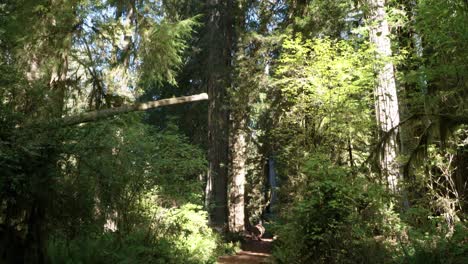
[217,238,273,264]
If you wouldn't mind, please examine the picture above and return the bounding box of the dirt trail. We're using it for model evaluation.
[217,238,273,264]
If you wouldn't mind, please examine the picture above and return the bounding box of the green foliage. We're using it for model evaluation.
[52,114,207,227]
[404,222,468,264]
[48,231,179,264]
[416,0,468,86]
[287,0,356,37]
[275,35,375,122]
[139,18,199,87]
[0,0,219,263]
[267,35,376,205]
[150,123,207,204]
[270,154,468,264]
[154,204,221,263]
[263,2,468,261]
[48,204,223,264]
[272,155,392,263]
[43,115,225,263]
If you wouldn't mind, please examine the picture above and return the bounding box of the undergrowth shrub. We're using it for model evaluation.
[272,155,392,264]
[48,204,227,264]
[272,154,468,264]
[47,119,228,263]
[403,220,468,264]
[48,230,180,264]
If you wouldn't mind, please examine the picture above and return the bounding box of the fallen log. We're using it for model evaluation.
[62,93,208,126]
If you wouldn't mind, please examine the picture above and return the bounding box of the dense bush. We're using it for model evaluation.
[48,204,225,264]
[43,116,227,263]
[272,154,468,264]
[272,155,390,263]
[404,222,468,264]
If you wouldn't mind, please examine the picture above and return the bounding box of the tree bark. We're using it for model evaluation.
[228,116,247,232]
[204,0,234,230]
[368,0,401,193]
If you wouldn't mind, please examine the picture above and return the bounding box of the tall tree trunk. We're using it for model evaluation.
[228,116,247,232]
[205,0,234,230]
[367,0,401,193]
[226,0,249,234]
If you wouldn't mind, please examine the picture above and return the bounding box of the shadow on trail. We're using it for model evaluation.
[217,238,273,264]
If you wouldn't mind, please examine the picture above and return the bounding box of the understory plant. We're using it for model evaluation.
[272,152,468,264]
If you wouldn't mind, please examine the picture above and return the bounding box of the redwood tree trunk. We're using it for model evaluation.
[228,116,247,232]
[368,0,401,193]
[204,0,234,229]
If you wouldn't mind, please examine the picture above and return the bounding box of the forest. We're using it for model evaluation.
[0,0,467,263]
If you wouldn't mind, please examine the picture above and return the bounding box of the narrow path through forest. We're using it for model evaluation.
[217,238,273,264]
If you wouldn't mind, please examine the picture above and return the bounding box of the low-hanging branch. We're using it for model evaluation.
[62,93,209,126]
